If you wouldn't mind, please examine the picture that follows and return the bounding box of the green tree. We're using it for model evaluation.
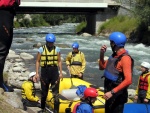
[31,14,49,27]
[135,0,150,26]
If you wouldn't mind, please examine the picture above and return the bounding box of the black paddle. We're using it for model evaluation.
[68,69,77,89]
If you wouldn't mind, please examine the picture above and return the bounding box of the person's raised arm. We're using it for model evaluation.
[99,45,107,70]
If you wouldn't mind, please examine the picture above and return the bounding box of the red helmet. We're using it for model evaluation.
[84,87,98,98]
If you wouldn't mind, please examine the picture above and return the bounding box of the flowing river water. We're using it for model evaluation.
[12,23,150,89]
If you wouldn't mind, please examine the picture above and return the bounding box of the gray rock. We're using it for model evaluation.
[20,52,34,60]
[4,92,23,109]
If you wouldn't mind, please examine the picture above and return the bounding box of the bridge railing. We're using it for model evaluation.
[113,0,136,8]
[22,0,105,3]
[21,0,122,5]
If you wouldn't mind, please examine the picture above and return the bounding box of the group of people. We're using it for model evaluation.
[21,33,86,113]
[0,1,150,113]
[21,31,150,113]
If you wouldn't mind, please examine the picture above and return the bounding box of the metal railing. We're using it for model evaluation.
[22,0,121,3]
[22,0,105,2]
[114,0,136,8]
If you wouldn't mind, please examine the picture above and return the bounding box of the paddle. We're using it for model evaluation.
[68,69,77,89]
[45,106,54,113]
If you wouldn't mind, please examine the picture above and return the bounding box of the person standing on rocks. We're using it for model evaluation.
[66,42,86,79]
[35,33,63,113]
[99,32,134,113]
[134,62,150,103]
[21,72,41,111]
[0,0,20,92]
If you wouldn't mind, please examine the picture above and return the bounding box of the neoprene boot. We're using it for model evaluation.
[0,82,14,92]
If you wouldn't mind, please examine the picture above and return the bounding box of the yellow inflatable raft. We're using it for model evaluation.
[46,78,132,113]
[46,78,105,113]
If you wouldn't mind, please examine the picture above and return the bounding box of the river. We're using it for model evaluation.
[12,23,150,89]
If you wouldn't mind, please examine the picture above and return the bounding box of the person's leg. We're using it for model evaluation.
[112,104,124,113]
[105,99,113,113]
[21,98,28,111]
[71,75,83,79]
[25,100,41,108]
[0,9,14,92]
[40,68,50,110]
[111,94,127,113]
[51,67,59,113]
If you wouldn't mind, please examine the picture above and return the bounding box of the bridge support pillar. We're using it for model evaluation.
[85,7,119,35]
[85,13,96,35]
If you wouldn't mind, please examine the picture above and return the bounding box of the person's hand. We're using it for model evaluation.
[134,95,138,100]
[103,91,113,100]
[35,73,40,82]
[37,100,41,104]
[59,73,63,80]
[78,73,83,78]
[144,98,149,103]
[100,45,107,54]
[134,95,138,102]
[67,65,70,70]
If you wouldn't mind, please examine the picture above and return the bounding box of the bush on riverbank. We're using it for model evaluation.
[98,15,140,37]
[75,21,87,33]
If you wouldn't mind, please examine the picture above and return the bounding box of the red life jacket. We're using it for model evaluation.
[139,74,150,90]
[0,0,20,8]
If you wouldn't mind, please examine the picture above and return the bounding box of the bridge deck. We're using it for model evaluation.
[17,0,120,13]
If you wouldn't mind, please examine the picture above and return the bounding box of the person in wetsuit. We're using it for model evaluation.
[99,32,134,113]
[35,33,63,113]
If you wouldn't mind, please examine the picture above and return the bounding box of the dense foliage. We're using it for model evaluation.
[14,14,86,28]
[135,0,150,26]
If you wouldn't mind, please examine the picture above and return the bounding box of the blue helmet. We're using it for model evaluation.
[45,33,56,43]
[109,32,127,47]
[72,42,79,48]
[76,85,87,98]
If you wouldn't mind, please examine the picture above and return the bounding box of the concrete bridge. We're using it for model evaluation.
[17,0,121,34]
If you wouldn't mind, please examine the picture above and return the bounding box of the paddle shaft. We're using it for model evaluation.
[45,106,54,113]
[68,69,74,86]
[97,98,105,105]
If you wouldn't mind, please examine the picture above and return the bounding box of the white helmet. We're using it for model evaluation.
[28,72,36,78]
[141,62,150,69]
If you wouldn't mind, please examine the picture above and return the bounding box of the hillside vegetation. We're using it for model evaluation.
[97,16,140,37]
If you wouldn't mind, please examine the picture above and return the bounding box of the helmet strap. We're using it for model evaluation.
[142,69,149,74]
[29,77,34,82]
[46,43,54,52]
[84,97,93,106]
[112,45,123,53]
